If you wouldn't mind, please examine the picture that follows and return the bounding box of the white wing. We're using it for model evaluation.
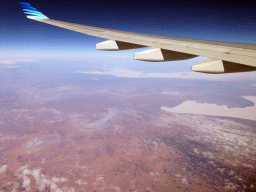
[20,2,256,74]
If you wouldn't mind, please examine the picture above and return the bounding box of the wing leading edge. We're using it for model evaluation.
[19,2,256,73]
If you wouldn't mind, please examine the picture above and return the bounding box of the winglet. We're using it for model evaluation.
[19,2,49,20]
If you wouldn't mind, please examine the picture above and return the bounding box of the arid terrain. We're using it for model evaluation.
[0,61,256,191]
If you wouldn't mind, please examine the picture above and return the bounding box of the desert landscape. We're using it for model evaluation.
[0,61,256,191]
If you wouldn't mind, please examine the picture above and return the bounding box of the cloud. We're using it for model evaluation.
[0,58,35,65]
[0,58,36,69]
[77,68,256,81]
[15,165,70,192]
[161,91,184,96]
[156,110,256,169]
[0,65,20,69]
[22,176,31,191]
[82,68,144,78]
[0,165,7,174]
[161,96,256,121]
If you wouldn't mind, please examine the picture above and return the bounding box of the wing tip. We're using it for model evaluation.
[19,2,49,19]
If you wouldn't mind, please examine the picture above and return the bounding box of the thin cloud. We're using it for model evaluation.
[0,58,35,65]
[14,165,70,191]
[0,165,7,174]
[77,68,256,81]
[0,58,36,68]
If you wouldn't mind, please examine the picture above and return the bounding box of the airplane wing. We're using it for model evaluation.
[19,2,256,74]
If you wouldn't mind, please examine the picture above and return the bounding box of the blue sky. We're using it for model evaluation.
[1,0,256,74]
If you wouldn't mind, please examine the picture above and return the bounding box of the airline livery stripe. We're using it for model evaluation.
[19,2,49,19]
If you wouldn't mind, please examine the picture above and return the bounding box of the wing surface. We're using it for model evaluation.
[19,2,256,73]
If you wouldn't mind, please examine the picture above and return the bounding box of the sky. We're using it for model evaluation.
[1,0,256,75]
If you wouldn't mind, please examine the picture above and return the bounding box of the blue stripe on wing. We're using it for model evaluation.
[19,2,49,19]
